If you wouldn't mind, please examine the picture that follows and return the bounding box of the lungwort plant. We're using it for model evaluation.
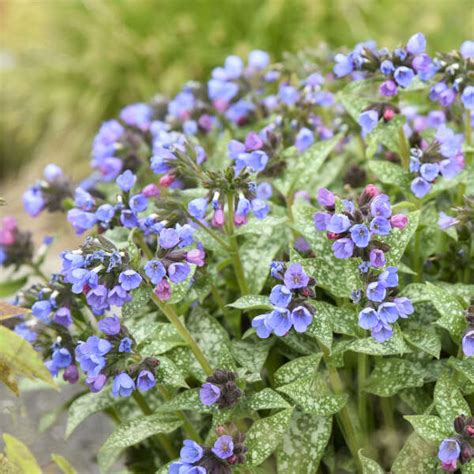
[1,33,473,473]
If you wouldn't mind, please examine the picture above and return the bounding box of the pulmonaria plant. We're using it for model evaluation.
[1,32,474,474]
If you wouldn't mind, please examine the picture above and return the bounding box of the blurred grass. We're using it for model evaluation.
[0,0,472,181]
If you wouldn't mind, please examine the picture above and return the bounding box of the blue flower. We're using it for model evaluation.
[269,285,292,308]
[295,127,314,152]
[461,86,474,110]
[248,49,270,69]
[462,329,474,357]
[199,382,221,406]
[314,212,331,231]
[23,188,45,217]
[380,60,394,75]
[350,224,370,248]
[369,217,391,236]
[144,260,166,285]
[67,209,97,235]
[317,188,335,207]
[43,164,63,182]
[116,170,137,192]
[112,372,136,397]
[168,262,190,283]
[327,214,351,233]
[120,103,153,131]
[394,66,414,88]
[129,194,148,213]
[393,297,414,318]
[268,309,292,336]
[406,32,426,55]
[252,313,272,339]
[370,194,391,218]
[98,315,121,336]
[208,79,239,102]
[461,40,474,59]
[411,177,431,198]
[409,156,421,172]
[377,302,399,324]
[118,337,132,353]
[419,163,440,182]
[74,187,95,210]
[358,110,379,135]
[32,300,52,322]
[379,266,399,288]
[212,435,234,460]
[438,438,461,464]
[279,85,299,106]
[137,370,156,392]
[371,321,393,343]
[366,281,386,302]
[188,198,208,219]
[14,323,37,343]
[54,307,72,327]
[251,199,269,219]
[283,263,309,289]
[332,238,354,259]
[118,270,142,291]
[290,306,313,333]
[358,261,371,273]
[86,285,109,313]
[256,182,272,200]
[159,228,180,249]
[75,336,112,377]
[333,53,353,77]
[96,204,115,223]
[358,307,378,330]
[108,285,131,306]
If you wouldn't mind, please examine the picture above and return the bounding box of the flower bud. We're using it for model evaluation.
[63,365,79,384]
[390,214,408,229]
[211,209,225,227]
[159,174,175,187]
[186,248,206,266]
[154,279,171,301]
[142,183,160,197]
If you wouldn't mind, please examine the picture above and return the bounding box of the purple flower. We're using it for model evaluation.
[390,214,408,229]
[380,80,397,97]
[23,188,45,217]
[462,330,474,357]
[412,54,432,73]
[256,182,272,200]
[112,372,135,397]
[159,228,180,249]
[96,204,115,223]
[54,307,72,327]
[248,49,270,69]
[98,315,121,336]
[75,187,95,210]
[411,177,431,198]
[366,281,386,302]
[438,438,461,464]
[295,128,314,152]
[420,163,440,182]
[180,439,204,464]
[317,188,335,207]
[379,266,398,288]
[370,217,391,236]
[168,262,190,283]
[269,284,292,308]
[332,238,354,259]
[290,306,313,333]
[333,53,353,77]
[440,158,462,179]
[252,313,272,339]
[279,84,299,106]
[108,285,131,307]
[63,365,79,384]
[358,110,379,135]
[43,164,63,181]
[268,309,292,336]
[393,297,414,318]
[370,194,391,218]
[212,435,234,460]
[129,194,148,214]
[377,303,399,324]
[369,249,385,268]
[86,374,108,393]
[32,300,52,322]
[251,199,269,219]
[314,212,331,231]
[116,170,137,192]
[380,60,394,75]
[118,270,142,291]
[371,321,393,343]
[407,33,426,55]
[120,210,139,228]
[75,336,112,377]
[186,249,206,266]
[118,337,132,353]
[120,103,153,131]
[144,260,167,284]
[283,263,309,290]
[67,209,97,235]
[188,198,208,219]
[358,308,379,330]
[350,224,370,248]
[394,66,414,88]
[327,214,351,233]
[461,86,474,110]
[137,370,156,392]
[199,382,221,406]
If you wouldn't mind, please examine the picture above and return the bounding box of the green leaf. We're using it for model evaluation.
[245,408,294,466]
[248,388,291,411]
[156,388,211,414]
[155,356,189,388]
[306,302,333,350]
[283,134,343,193]
[277,375,348,416]
[3,434,41,474]
[121,287,150,319]
[404,415,451,443]
[66,389,119,438]
[169,264,197,304]
[0,326,56,389]
[450,358,474,383]
[228,295,272,311]
[274,353,322,386]
[391,433,437,474]
[427,283,467,338]
[404,328,442,359]
[368,160,409,187]
[138,323,186,355]
[400,387,433,414]
[51,454,77,474]
[231,337,272,374]
[365,358,424,397]
[346,327,411,356]
[365,115,405,158]
[381,210,420,266]
[399,283,430,303]
[358,451,384,474]
[338,79,373,121]
[0,277,28,297]
[98,414,182,472]
[277,411,332,474]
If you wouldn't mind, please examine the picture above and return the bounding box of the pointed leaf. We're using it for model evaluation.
[228,295,272,311]
[274,353,322,386]
[404,415,451,443]
[404,328,442,359]
[391,433,437,474]
[122,287,150,319]
[51,454,77,474]
[3,434,41,474]
[359,451,384,474]
[248,388,291,411]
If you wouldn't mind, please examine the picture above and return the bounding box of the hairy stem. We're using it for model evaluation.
[188,213,231,251]
[398,127,410,171]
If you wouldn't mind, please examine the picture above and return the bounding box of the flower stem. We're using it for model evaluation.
[132,391,178,459]
[398,127,410,171]
[357,350,368,434]
[150,293,213,376]
[380,396,395,433]
[29,262,48,283]
[225,192,249,295]
[188,213,231,251]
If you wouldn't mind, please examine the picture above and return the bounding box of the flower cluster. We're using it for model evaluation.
[315,186,408,264]
[357,266,414,342]
[0,216,34,268]
[252,262,316,338]
[199,370,242,409]
[438,415,474,472]
[409,125,464,199]
[171,430,247,474]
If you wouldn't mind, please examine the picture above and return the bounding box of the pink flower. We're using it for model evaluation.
[390,214,408,229]
[142,184,160,197]
[154,279,171,301]
[186,249,206,267]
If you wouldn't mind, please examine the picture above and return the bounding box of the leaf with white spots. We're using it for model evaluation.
[277,375,348,416]
[427,282,467,339]
[247,388,291,411]
[122,287,150,319]
[98,414,182,471]
[306,302,333,350]
[346,327,411,356]
[156,388,211,414]
[245,408,294,466]
[168,264,196,304]
[277,411,332,474]
[338,79,373,121]
[155,356,189,389]
[368,160,409,188]
[450,358,474,383]
[399,283,430,303]
[228,295,272,311]
[231,337,272,374]
[391,433,437,474]
[404,328,442,359]
[404,415,451,443]
[434,372,471,429]
[364,358,425,397]
[365,115,405,158]
[358,451,385,474]
[274,353,323,386]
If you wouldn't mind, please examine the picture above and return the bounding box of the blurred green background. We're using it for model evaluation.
[1,0,472,182]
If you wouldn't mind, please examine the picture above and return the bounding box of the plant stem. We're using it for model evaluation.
[413,228,422,282]
[188,214,231,250]
[398,127,410,171]
[380,397,395,433]
[150,293,213,376]
[132,391,178,460]
[225,192,249,295]
[29,262,48,283]
[357,350,368,434]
